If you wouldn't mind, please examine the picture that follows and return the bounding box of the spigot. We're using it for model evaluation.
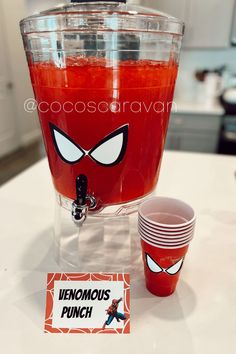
[72,174,96,225]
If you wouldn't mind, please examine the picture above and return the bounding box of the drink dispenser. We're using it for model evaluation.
[20,0,184,269]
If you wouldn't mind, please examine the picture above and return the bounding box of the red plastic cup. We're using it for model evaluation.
[138,224,194,241]
[139,197,195,296]
[139,215,195,234]
[139,229,193,245]
[140,234,192,248]
[141,238,189,297]
[139,197,195,229]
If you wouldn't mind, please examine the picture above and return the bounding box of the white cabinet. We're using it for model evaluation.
[166,131,220,153]
[184,0,235,48]
[0,5,19,158]
[26,0,66,16]
[142,0,236,48]
[165,113,222,153]
[142,0,187,21]
[1,0,40,154]
[232,4,236,45]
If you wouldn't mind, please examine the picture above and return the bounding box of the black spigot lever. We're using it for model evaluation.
[72,174,97,224]
[76,174,88,206]
[71,0,126,3]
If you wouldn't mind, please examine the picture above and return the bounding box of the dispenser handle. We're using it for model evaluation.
[76,174,88,206]
[72,175,97,224]
[71,0,127,3]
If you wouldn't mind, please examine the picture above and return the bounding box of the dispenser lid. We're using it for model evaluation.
[20,0,184,36]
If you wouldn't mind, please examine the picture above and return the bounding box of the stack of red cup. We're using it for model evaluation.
[139,197,196,297]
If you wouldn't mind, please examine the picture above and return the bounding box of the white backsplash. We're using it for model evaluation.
[175,48,236,102]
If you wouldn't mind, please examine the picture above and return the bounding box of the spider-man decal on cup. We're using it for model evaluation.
[139,197,196,297]
[141,240,189,297]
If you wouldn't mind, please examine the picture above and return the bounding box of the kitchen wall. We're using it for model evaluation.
[175,48,236,102]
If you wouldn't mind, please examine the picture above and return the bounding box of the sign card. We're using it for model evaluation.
[44,273,130,334]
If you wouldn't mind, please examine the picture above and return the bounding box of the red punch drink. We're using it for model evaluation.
[29,57,178,209]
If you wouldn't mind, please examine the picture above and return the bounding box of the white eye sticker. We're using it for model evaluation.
[166,258,184,275]
[50,124,84,164]
[146,254,163,273]
[89,125,128,167]
[50,123,128,166]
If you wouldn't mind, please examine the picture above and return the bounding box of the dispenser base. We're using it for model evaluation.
[54,204,139,272]
[53,192,151,272]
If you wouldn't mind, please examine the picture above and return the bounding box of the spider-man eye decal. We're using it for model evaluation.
[50,123,128,166]
[146,253,184,275]
[50,124,85,164]
[146,254,163,273]
[89,125,128,167]
[166,258,184,275]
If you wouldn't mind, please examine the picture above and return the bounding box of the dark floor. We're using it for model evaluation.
[0,140,45,186]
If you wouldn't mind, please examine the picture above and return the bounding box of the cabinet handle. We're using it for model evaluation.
[6,82,14,90]
[173,136,181,150]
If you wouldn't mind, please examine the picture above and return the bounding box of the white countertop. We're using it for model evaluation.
[0,151,236,354]
[172,99,224,116]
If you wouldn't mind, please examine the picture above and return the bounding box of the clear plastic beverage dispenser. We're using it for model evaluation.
[20,0,184,270]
